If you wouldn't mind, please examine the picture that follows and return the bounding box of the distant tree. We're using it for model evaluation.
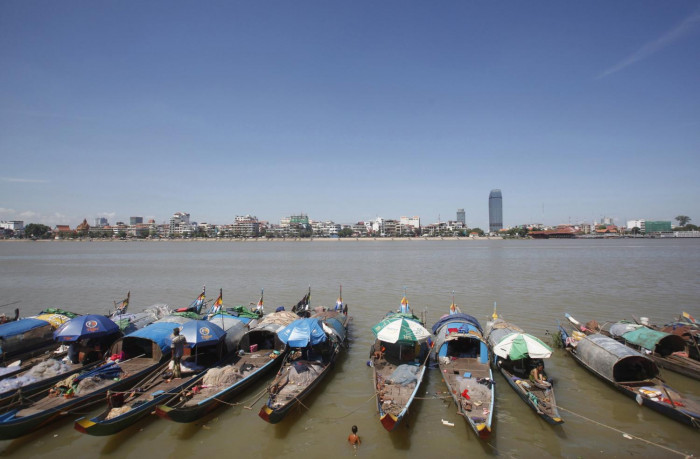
[338,227,354,238]
[117,230,127,239]
[470,228,485,236]
[631,227,641,236]
[24,223,51,239]
[676,215,691,227]
[517,227,529,237]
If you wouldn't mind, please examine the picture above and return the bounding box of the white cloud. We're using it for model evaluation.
[597,8,700,79]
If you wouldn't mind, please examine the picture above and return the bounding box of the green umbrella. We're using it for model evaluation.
[372,316,430,344]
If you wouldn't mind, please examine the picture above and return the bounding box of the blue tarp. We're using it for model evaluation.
[325,317,346,342]
[0,318,51,338]
[277,318,328,348]
[432,313,483,335]
[126,322,182,353]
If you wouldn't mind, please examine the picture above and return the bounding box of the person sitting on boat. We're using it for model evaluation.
[529,361,548,383]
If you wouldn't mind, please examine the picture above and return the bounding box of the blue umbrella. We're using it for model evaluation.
[179,320,226,348]
[54,314,120,342]
[277,318,328,348]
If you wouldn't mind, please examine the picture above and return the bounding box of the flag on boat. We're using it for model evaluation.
[191,287,206,314]
[116,291,130,315]
[295,290,310,312]
[400,296,410,313]
[256,290,264,313]
[682,312,697,324]
[210,290,223,315]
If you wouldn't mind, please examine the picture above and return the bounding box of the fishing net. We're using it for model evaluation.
[106,406,131,420]
[202,366,243,388]
[287,362,322,386]
[0,360,73,393]
[258,311,298,327]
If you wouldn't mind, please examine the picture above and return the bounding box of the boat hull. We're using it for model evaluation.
[0,360,159,440]
[157,356,282,423]
[566,347,700,428]
[496,365,563,425]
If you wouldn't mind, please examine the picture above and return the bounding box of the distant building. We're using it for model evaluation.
[456,209,466,226]
[627,220,645,233]
[169,212,192,236]
[0,221,24,231]
[94,217,108,227]
[232,215,260,237]
[645,221,672,234]
[399,216,420,235]
[130,216,143,226]
[489,189,503,233]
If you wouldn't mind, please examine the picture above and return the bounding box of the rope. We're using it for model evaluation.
[556,405,691,458]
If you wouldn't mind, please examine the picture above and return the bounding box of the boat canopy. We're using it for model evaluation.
[0,318,52,338]
[621,327,686,356]
[155,315,193,325]
[433,315,488,364]
[110,321,185,362]
[277,318,328,348]
[238,311,298,351]
[576,334,658,382]
[0,318,54,357]
[324,317,347,342]
[485,319,523,348]
[432,313,482,335]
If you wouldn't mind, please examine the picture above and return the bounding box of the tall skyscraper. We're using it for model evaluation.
[456,209,466,226]
[489,189,503,233]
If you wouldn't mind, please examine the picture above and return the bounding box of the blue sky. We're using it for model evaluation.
[1,1,699,229]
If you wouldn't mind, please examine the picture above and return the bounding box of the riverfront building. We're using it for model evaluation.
[456,209,466,226]
[489,189,503,233]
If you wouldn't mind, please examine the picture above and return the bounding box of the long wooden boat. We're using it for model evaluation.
[0,315,185,440]
[371,309,430,432]
[259,310,348,424]
[604,321,700,381]
[559,320,700,429]
[484,315,562,425]
[433,310,494,439]
[74,318,237,436]
[156,311,297,423]
[0,306,166,408]
[567,314,700,382]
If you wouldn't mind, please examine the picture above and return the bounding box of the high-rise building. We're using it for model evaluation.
[456,209,466,226]
[130,216,143,226]
[489,189,503,233]
[94,217,108,227]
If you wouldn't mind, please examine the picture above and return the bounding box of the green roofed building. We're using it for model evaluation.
[645,221,672,233]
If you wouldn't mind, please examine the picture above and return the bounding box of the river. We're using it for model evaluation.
[0,239,698,458]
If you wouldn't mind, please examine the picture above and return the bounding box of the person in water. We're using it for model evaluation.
[348,425,361,447]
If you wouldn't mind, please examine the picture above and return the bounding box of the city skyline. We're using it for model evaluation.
[2,2,699,228]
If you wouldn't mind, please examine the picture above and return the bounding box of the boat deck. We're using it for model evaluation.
[439,357,493,422]
[373,358,422,417]
[269,359,327,409]
[181,350,276,407]
[16,358,156,417]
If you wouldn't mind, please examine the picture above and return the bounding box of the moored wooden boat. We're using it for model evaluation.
[0,314,185,440]
[156,311,297,423]
[432,307,494,439]
[371,297,430,432]
[259,309,348,424]
[74,318,235,436]
[484,312,562,425]
[560,318,700,429]
[604,321,700,381]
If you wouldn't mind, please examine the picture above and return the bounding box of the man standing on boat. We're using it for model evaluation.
[171,328,186,379]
